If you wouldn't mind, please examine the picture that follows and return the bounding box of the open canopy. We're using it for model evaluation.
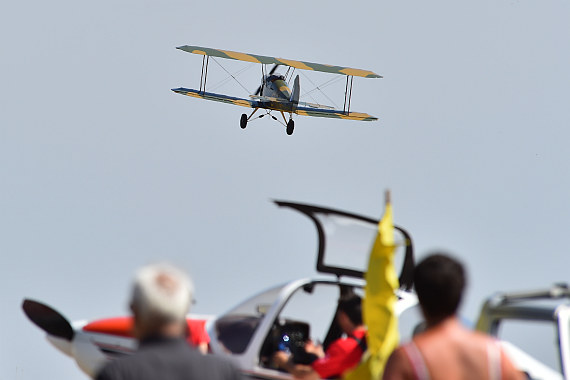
[274,200,415,290]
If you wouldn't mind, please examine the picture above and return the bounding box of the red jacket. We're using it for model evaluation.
[311,328,367,379]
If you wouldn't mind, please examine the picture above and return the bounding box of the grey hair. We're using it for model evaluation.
[130,263,193,323]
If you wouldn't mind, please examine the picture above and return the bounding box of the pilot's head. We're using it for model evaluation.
[130,263,193,339]
[414,253,466,325]
[337,294,363,332]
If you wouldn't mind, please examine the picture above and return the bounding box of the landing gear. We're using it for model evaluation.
[286,119,294,135]
[240,114,247,129]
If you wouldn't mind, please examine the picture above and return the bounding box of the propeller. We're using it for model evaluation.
[254,64,280,96]
[22,299,75,341]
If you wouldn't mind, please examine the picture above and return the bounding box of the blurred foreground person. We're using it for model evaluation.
[383,254,524,380]
[96,263,242,380]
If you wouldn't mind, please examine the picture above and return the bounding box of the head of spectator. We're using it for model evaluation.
[129,263,193,340]
[336,294,363,333]
[413,253,466,326]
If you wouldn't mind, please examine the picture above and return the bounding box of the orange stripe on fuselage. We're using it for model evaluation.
[82,317,210,342]
[83,317,134,338]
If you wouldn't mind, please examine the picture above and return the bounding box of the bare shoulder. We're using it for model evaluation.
[469,332,525,380]
[497,345,526,380]
[383,346,414,380]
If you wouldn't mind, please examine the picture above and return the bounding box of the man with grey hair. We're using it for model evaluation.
[96,263,242,380]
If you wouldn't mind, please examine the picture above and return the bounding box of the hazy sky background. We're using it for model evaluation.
[2,1,570,378]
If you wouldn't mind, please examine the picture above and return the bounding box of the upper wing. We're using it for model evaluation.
[172,88,259,108]
[177,45,381,79]
[295,106,377,121]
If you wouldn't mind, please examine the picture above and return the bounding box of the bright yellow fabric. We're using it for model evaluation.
[343,202,399,380]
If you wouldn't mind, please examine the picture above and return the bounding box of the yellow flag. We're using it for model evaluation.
[344,191,399,380]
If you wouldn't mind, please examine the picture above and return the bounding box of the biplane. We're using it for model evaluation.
[172,46,381,135]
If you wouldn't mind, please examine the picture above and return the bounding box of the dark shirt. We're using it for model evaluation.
[96,336,243,380]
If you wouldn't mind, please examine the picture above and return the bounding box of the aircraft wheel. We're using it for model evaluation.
[286,119,294,135]
[240,114,247,129]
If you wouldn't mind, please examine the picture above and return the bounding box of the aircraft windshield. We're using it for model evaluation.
[214,284,285,354]
[222,284,284,317]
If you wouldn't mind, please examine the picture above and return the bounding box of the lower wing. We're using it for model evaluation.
[248,95,377,121]
[295,106,377,121]
[173,88,377,121]
[172,88,259,109]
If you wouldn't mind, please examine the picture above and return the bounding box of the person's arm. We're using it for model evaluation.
[273,350,292,369]
[500,348,527,380]
[273,351,318,379]
[197,342,209,354]
[382,348,414,380]
[311,339,357,379]
[304,340,325,358]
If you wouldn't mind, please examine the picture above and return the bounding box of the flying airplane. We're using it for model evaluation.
[171,46,381,135]
[22,200,421,379]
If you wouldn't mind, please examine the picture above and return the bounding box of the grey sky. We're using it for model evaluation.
[2,1,570,378]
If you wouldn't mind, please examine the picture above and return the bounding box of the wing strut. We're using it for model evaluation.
[342,75,354,115]
[199,55,210,93]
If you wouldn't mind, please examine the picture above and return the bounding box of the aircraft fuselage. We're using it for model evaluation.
[260,74,291,99]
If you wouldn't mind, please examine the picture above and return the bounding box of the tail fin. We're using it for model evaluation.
[290,75,300,110]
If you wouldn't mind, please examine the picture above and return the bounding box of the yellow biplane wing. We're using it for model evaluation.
[172,88,258,108]
[172,88,377,121]
[294,106,377,121]
[177,45,381,79]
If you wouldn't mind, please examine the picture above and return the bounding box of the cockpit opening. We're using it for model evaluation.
[266,74,285,82]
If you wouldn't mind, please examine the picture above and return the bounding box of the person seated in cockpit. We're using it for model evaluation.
[273,295,367,379]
